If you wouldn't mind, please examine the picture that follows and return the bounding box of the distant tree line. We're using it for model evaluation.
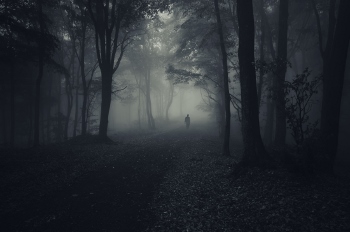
[1,0,349,174]
[166,0,350,173]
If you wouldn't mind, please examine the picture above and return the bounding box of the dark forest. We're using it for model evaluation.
[1,0,349,231]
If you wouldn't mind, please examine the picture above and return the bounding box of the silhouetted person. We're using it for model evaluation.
[184,114,190,129]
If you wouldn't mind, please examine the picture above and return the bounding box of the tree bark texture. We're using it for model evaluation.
[10,61,15,147]
[237,0,269,166]
[64,73,73,141]
[321,0,350,172]
[145,68,155,130]
[257,0,266,109]
[47,72,53,143]
[79,7,88,135]
[88,0,125,139]
[33,0,45,147]
[99,68,113,137]
[214,0,231,156]
[57,75,63,142]
[274,0,289,147]
[263,74,275,146]
[166,82,174,122]
[73,71,80,137]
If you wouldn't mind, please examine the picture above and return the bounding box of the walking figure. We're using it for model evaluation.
[184,114,190,129]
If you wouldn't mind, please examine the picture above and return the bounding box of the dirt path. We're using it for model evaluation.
[2,124,350,231]
[2,125,211,232]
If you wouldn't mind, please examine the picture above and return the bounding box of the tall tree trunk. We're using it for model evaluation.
[87,1,126,139]
[64,74,73,141]
[145,68,155,130]
[81,84,88,135]
[263,73,275,146]
[2,85,8,145]
[274,0,289,147]
[41,105,46,144]
[262,4,276,146]
[138,81,141,129]
[179,90,184,117]
[218,102,225,138]
[310,0,336,131]
[33,0,45,147]
[57,75,62,142]
[73,72,80,137]
[47,72,53,143]
[237,0,269,166]
[214,0,231,156]
[321,0,350,172]
[257,0,266,109]
[166,82,174,122]
[311,0,336,127]
[10,61,15,147]
[99,68,113,137]
[79,10,88,136]
[28,90,33,146]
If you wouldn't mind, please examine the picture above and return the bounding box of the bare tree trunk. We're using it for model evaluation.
[47,73,53,143]
[41,106,46,144]
[311,0,336,128]
[179,90,184,117]
[166,82,174,122]
[79,8,88,136]
[33,0,44,147]
[263,74,275,146]
[81,85,88,135]
[87,0,127,139]
[73,72,80,137]
[2,86,8,145]
[28,90,33,146]
[262,3,276,146]
[321,0,350,172]
[310,0,336,131]
[145,68,155,130]
[99,68,113,137]
[218,103,225,138]
[138,82,141,129]
[257,0,265,108]
[10,61,15,147]
[237,0,269,166]
[64,74,73,141]
[274,0,289,147]
[214,0,231,156]
[57,75,62,142]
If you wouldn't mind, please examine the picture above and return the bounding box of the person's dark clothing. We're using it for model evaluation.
[185,115,190,129]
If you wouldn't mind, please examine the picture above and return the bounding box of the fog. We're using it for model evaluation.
[2,1,350,231]
[109,87,211,133]
[1,0,350,175]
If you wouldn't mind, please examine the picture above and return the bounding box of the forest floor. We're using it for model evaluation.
[0,123,349,232]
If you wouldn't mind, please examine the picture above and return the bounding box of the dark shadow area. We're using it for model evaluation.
[0,127,191,232]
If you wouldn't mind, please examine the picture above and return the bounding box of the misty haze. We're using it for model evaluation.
[1,0,349,231]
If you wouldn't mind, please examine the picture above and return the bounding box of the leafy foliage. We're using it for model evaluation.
[284,68,321,147]
[166,64,201,84]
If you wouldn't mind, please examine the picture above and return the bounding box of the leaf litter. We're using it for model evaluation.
[0,130,349,232]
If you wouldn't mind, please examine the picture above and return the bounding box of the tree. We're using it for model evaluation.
[142,34,156,130]
[236,0,269,166]
[87,0,128,139]
[0,0,57,146]
[284,69,320,147]
[214,0,231,156]
[33,0,58,146]
[274,0,289,147]
[320,0,350,172]
[87,0,166,138]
